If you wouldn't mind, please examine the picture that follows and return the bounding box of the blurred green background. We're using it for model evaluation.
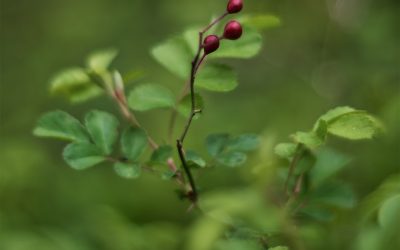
[1,0,399,249]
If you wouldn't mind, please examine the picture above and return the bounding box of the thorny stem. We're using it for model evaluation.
[176,13,228,204]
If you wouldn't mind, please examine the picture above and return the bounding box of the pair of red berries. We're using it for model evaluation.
[203,0,243,55]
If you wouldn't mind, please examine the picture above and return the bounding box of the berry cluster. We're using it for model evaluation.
[203,0,243,55]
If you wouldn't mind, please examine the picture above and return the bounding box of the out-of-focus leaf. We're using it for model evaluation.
[292,131,324,149]
[214,239,263,250]
[211,26,262,59]
[121,127,148,161]
[316,106,356,124]
[84,110,119,155]
[226,134,260,152]
[63,143,105,170]
[33,110,89,142]
[217,152,247,167]
[274,143,298,159]
[113,162,141,179]
[300,205,334,222]
[360,175,400,220]
[128,84,175,111]
[206,133,230,157]
[177,93,204,119]
[378,195,400,229]
[268,247,289,250]
[151,145,173,164]
[186,150,206,168]
[310,148,352,187]
[310,181,356,209]
[151,37,193,78]
[196,64,238,92]
[240,14,281,31]
[86,48,118,72]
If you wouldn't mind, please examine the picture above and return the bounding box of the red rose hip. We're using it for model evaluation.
[203,35,220,54]
[223,20,243,40]
[227,0,243,14]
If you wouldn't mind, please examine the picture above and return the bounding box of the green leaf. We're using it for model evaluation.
[84,110,119,155]
[177,93,204,119]
[206,133,230,157]
[317,106,356,123]
[33,111,89,142]
[151,145,173,164]
[292,131,324,149]
[128,83,175,111]
[310,148,352,187]
[274,143,298,159]
[63,143,106,170]
[217,152,247,167]
[49,68,103,103]
[360,175,400,220]
[186,150,206,168]
[327,112,383,140]
[151,36,193,78]
[121,127,148,161]
[86,48,118,72]
[196,64,238,92]
[240,14,281,31]
[269,247,289,250]
[226,134,260,152]
[313,119,328,141]
[378,195,400,228]
[310,181,356,209]
[300,205,334,222]
[113,162,141,179]
[211,26,262,59]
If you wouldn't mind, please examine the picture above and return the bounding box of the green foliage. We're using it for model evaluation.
[151,145,174,164]
[63,143,106,170]
[274,143,297,159]
[113,162,142,179]
[177,93,204,118]
[186,150,207,168]
[240,14,282,31]
[121,127,148,161]
[128,83,175,111]
[86,48,118,73]
[195,64,238,92]
[151,37,193,79]
[206,133,260,167]
[85,110,119,155]
[268,247,289,250]
[33,111,89,142]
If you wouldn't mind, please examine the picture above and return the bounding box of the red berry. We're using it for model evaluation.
[227,0,243,14]
[203,35,220,54]
[223,20,243,40]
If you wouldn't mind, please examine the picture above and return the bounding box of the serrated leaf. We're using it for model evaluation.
[292,131,324,149]
[177,93,204,119]
[63,143,105,170]
[128,83,175,111]
[84,110,119,155]
[217,151,247,167]
[206,133,230,157]
[86,48,118,72]
[113,162,141,179]
[226,134,260,152]
[33,111,89,142]
[310,148,352,187]
[378,195,400,228]
[196,64,238,92]
[186,150,206,168]
[274,143,298,159]
[327,112,383,140]
[121,127,148,161]
[211,26,262,59]
[151,145,173,164]
[151,37,193,79]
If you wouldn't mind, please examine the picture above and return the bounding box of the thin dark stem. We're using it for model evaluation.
[175,13,228,204]
[284,144,303,196]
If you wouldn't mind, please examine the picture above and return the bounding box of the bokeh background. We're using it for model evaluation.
[1,0,399,249]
